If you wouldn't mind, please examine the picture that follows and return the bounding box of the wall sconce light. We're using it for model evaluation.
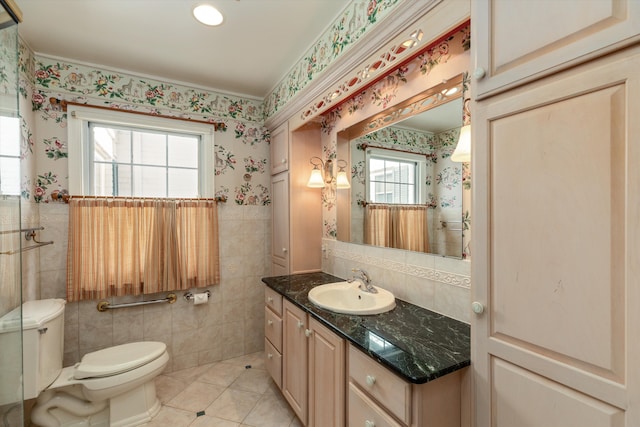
[451,124,471,162]
[307,157,332,188]
[307,157,351,189]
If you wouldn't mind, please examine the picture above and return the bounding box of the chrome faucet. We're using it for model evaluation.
[348,268,377,293]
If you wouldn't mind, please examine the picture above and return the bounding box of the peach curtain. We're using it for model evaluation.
[66,198,219,302]
[364,204,430,252]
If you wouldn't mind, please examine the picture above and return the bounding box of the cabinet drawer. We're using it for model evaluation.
[265,287,282,316]
[349,344,411,424]
[265,306,283,351]
[265,338,282,389]
[349,382,403,427]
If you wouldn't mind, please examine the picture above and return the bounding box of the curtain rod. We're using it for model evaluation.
[358,143,436,159]
[69,195,227,203]
[54,99,227,131]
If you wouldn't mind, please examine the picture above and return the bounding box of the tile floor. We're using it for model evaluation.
[148,352,302,427]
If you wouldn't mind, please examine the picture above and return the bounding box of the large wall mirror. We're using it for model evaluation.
[336,75,467,259]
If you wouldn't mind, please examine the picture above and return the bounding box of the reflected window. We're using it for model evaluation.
[0,116,20,196]
[366,148,425,204]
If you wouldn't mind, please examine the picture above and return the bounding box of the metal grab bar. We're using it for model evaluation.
[97,293,177,312]
[0,226,45,235]
[0,241,54,255]
[0,227,54,255]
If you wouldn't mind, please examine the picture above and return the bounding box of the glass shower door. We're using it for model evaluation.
[0,1,23,425]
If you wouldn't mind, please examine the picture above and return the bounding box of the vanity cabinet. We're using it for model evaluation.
[264,287,283,388]
[472,3,640,425]
[472,0,640,100]
[269,122,323,275]
[282,300,345,427]
[348,344,463,427]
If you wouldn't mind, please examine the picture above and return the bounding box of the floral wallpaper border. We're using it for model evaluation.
[263,0,405,119]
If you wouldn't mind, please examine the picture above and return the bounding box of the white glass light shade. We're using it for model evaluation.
[307,168,325,188]
[451,124,471,162]
[336,170,351,189]
[193,5,224,26]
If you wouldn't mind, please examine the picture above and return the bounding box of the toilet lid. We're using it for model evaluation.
[74,341,166,379]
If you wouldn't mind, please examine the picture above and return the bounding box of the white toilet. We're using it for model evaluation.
[10,298,169,427]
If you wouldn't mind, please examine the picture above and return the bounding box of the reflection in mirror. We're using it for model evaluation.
[337,76,466,258]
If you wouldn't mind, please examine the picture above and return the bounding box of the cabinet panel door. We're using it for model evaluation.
[271,172,290,273]
[472,46,640,426]
[308,317,345,427]
[472,0,640,99]
[282,300,308,424]
[270,122,289,175]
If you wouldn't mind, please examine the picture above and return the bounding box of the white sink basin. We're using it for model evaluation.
[308,281,396,315]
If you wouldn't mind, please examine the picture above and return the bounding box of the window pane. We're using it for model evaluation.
[168,168,198,198]
[132,132,166,165]
[0,157,20,195]
[89,121,206,198]
[94,162,114,196]
[0,117,19,157]
[168,135,198,168]
[133,165,165,197]
[92,126,131,162]
[116,164,132,197]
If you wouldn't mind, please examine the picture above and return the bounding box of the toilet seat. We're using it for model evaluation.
[74,342,166,380]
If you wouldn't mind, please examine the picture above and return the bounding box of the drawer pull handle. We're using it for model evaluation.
[297,320,304,328]
[267,353,273,359]
[282,247,288,253]
[366,375,376,386]
[267,296,273,303]
[305,329,312,337]
[281,158,287,164]
[267,320,273,326]
[365,420,375,427]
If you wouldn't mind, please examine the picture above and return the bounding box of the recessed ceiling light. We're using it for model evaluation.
[193,4,224,26]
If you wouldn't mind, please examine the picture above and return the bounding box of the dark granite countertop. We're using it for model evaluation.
[262,272,470,384]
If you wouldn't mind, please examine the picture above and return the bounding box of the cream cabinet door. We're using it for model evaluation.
[308,317,345,427]
[472,0,640,99]
[271,172,289,274]
[270,121,289,175]
[282,300,308,424]
[472,46,640,426]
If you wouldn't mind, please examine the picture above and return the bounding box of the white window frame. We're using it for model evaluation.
[67,105,215,197]
[365,147,427,204]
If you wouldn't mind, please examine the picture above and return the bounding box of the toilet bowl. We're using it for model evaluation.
[0,299,170,427]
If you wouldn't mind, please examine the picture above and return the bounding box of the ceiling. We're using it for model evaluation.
[16,0,348,99]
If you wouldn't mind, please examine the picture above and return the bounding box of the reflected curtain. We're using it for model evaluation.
[364,204,430,252]
[67,197,219,302]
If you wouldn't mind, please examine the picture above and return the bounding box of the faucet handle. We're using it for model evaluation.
[351,268,370,283]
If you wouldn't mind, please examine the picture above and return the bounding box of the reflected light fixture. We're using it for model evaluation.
[193,4,224,26]
[336,160,351,189]
[451,124,471,162]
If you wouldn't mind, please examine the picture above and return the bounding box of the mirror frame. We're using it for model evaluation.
[338,74,464,140]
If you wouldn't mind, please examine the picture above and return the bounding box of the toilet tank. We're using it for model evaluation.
[21,298,66,399]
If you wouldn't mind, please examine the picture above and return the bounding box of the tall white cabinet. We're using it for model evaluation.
[471,1,640,426]
[270,121,323,275]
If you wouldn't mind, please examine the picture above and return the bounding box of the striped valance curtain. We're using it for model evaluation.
[364,203,430,253]
[67,197,219,302]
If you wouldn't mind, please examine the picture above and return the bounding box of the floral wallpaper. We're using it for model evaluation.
[264,0,404,119]
[318,23,472,259]
[19,49,270,207]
